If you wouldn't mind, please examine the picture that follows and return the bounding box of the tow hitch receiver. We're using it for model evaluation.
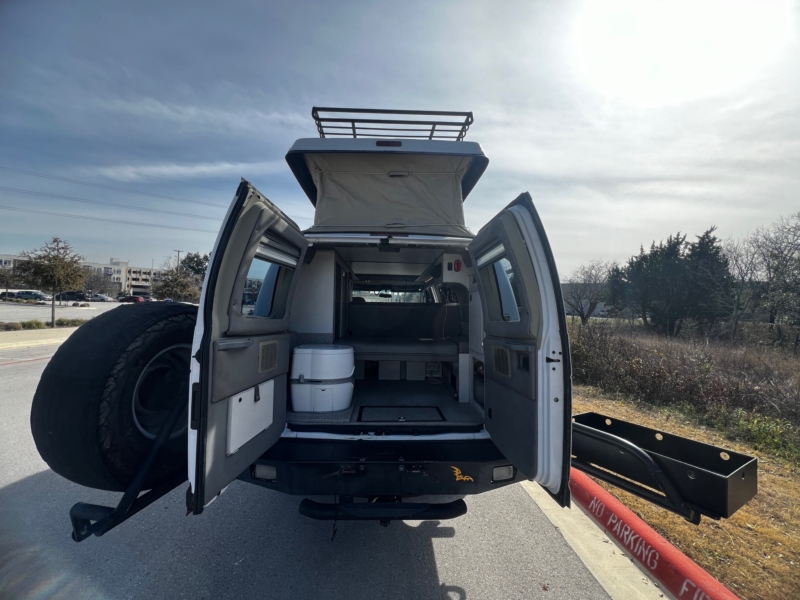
[572,412,758,523]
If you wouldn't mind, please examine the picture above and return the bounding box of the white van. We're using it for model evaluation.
[31,108,756,540]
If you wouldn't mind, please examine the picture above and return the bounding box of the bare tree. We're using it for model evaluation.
[0,267,20,300]
[17,238,85,327]
[151,256,201,302]
[752,212,800,341]
[563,260,612,325]
[722,236,760,338]
[84,269,119,296]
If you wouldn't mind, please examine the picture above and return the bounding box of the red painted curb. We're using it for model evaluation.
[569,468,739,600]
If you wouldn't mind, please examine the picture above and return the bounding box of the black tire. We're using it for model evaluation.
[30,303,197,491]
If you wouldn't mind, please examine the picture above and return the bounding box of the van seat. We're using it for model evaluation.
[343,338,459,362]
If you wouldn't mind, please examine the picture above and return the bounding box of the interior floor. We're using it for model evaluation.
[286,380,484,428]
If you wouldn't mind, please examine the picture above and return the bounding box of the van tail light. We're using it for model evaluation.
[453,260,461,272]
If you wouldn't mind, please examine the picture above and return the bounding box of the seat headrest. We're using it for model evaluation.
[351,297,367,304]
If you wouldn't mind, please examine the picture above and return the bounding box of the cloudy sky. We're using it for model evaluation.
[1,0,798,275]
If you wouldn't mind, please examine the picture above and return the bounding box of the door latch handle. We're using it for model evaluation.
[217,339,254,351]
[545,357,561,363]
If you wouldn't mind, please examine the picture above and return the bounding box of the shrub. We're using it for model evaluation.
[570,321,800,459]
[72,302,81,307]
[1,322,23,331]
[26,299,38,304]
[55,318,89,327]
[20,320,46,329]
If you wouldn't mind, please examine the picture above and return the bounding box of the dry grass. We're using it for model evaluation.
[574,385,800,600]
[570,322,800,460]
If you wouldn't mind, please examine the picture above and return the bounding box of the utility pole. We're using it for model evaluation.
[174,250,185,267]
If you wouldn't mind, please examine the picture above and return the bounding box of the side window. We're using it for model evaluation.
[241,233,299,318]
[477,244,522,322]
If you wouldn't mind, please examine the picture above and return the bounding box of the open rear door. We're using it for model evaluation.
[188,180,308,513]
[468,193,572,506]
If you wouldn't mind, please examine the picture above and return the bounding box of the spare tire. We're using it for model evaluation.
[31,303,197,491]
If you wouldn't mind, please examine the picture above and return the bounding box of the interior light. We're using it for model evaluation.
[253,464,277,480]
[492,465,514,482]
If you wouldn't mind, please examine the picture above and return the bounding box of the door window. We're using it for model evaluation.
[477,244,522,322]
[241,233,299,318]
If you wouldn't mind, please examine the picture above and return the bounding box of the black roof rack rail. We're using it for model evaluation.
[312,107,474,141]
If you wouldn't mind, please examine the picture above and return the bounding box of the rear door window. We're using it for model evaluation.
[478,245,522,322]
[240,234,299,318]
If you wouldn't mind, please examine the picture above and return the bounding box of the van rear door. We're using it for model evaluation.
[188,180,308,513]
[467,193,571,506]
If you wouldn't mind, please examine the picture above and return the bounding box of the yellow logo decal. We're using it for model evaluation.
[451,466,474,482]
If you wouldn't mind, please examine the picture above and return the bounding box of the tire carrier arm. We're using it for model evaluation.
[69,395,188,542]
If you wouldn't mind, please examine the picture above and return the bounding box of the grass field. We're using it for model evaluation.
[575,385,800,600]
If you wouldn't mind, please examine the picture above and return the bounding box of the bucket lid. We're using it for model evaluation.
[293,344,354,354]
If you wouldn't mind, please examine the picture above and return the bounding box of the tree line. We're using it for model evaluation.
[563,212,800,348]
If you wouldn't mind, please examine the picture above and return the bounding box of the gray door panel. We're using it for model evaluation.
[192,180,308,511]
[468,192,571,506]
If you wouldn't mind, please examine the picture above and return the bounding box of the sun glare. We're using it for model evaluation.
[573,0,793,106]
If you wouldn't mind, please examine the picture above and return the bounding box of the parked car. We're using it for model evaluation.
[16,290,50,301]
[140,296,156,302]
[30,107,757,544]
[0,291,17,300]
[55,291,87,302]
[118,296,145,303]
[89,294,114,302]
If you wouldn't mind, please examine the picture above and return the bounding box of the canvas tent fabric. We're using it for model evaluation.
[303,153,474,237]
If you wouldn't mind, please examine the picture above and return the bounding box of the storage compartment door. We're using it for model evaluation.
[189,180,308,512]
[467,193,572,506]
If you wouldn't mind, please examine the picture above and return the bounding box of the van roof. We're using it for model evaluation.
[286,137,489,206]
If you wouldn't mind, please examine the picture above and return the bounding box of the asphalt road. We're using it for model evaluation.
[0,301,121,323]
[0,343,610,600]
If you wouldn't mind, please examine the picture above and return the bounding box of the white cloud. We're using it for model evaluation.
[85,160,286,181]
[97,97,308,133]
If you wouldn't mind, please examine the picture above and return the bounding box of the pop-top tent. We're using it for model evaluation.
[285,109,489,237]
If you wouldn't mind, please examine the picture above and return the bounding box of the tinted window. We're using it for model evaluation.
[241,234,299,318]
[477,244,523,323]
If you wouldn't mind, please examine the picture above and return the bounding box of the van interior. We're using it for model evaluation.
[284,242,486,433]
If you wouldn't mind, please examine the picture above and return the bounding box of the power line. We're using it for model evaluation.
[0,185,222,221]
[0,165,228,208]
[0,142,225,192]
[0,205,218,234]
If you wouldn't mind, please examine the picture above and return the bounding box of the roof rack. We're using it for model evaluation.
[312,107,473,141]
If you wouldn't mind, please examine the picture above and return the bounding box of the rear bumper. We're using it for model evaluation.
[238,438,525,497]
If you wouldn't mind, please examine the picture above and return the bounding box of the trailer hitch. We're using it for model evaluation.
[572,421,699,524]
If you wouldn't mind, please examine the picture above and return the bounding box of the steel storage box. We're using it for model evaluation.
[572,412,758,519]
[290,345,354,412]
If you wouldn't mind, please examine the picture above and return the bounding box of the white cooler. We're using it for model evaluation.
[290,344,354,412]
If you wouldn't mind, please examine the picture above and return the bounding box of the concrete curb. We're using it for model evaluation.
[570,469,739,600]
[522,481,666,599]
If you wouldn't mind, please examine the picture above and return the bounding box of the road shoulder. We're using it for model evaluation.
[521,481,666,600]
